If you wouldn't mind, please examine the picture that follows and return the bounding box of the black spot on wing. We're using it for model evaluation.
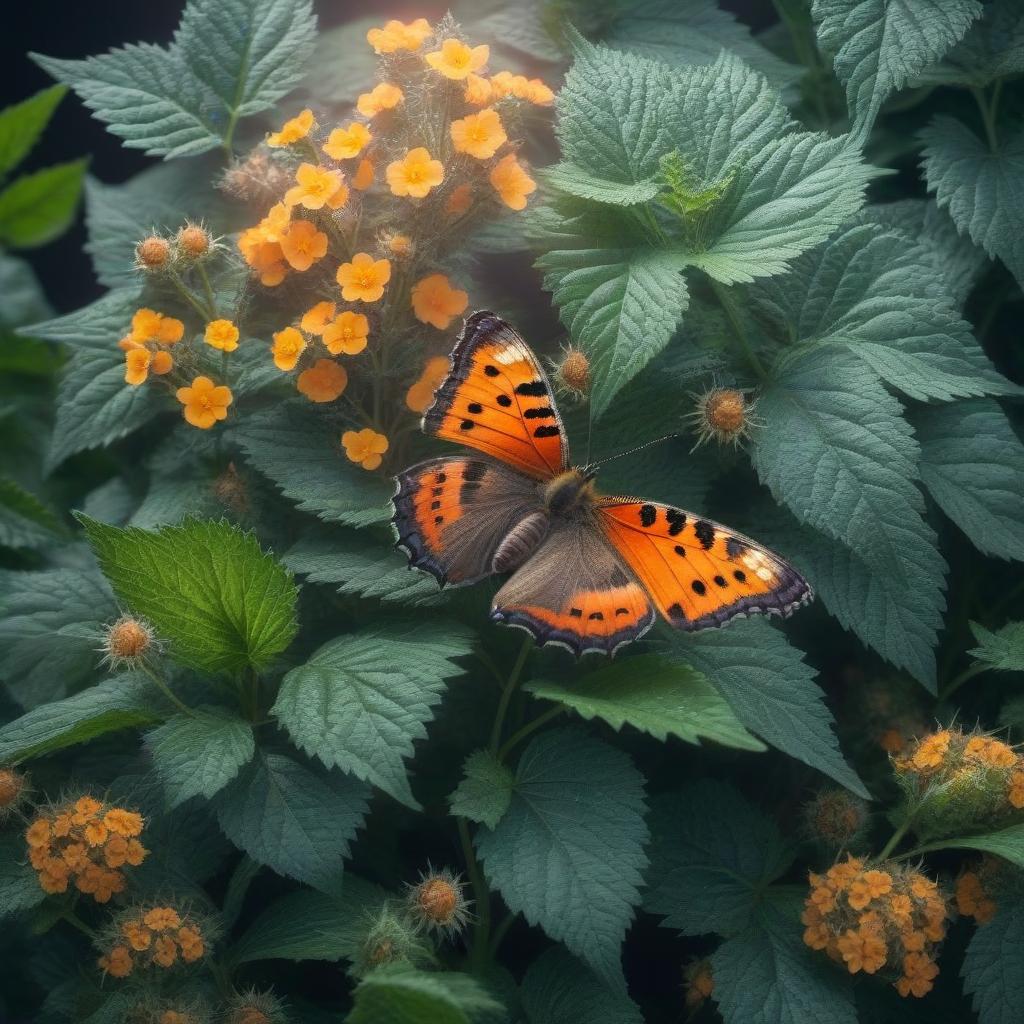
[524,407,555,419]
[484,365,499,377]
[726,537,746,558]
[533,425,560,438]
[691,580,707,595]
[460,419,474,430]
[713,575,728,587]
[496,394,512,407]
[515,380,547,397]
[463,462,486,482]
[467,402,483,414]
[694,520,715,549]
[666,508,686,536]
[639,504,657,527]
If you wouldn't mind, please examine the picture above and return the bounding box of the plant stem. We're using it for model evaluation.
[458,816,490,971]
[710,278,767,379]
[60,908,97,940]
[877,813,915,861]
[497,705,564,762]
[488,638,531,752]
[140,661,197,718]
[488,911,518,957]
[169,271,216,322]
[972,83,1001,152]
[938,662,988,704]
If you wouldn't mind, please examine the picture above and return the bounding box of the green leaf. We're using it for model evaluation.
[233,403,392,527]
[23,286,138,352]
[920,116,1024,291]
[644,780,791,936]
[0,835,45,920]
[450,750,515,830]
[214,751,369,892]
[0,566,116,706]
[0,673,164,763]
[80,516,298,675]
[0,84,67,176]
[475,727,648,990]
[272,621,474,809]
[970,622,1024,672]
[348,966,504,1024]
[913,399,1024,561]
[0,250,51,328]
[712,901,856,1024]
[812,0,982,143]
[962,897,1024,1024]
[917,0,1024,88]
[0,158,87,248]
[230,875,386,964]
[0,477,64,550]
[676,621,869,796]
[527,654,764,750]
[521,947,644,1024]
[540,162,661,206]
[914,823,1024,866]
[146,707,255,808]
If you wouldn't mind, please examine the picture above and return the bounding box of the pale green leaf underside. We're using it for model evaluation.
[348,966,505,1024]
[916,823,1024,867]
[450,750,515,830]
[970,621,1024,673]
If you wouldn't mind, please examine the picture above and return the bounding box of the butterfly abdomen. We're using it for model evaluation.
[491,511,549,574]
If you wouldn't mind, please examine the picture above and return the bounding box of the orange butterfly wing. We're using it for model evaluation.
[597,499,812,631]
[423,311,568,479]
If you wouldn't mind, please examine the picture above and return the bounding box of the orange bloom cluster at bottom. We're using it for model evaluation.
[99,905,206,977]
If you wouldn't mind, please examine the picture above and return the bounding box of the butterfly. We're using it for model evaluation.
[392,312,812,656]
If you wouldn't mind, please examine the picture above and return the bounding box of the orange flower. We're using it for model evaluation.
[489,71,520,98]
[152,350,173,374]
[352,158,375,190]
[836,930,866,973]
[385,233,414,259]
[889,893,913,920]
[175,376,232,429]
[74,796,103,823]
[1009,769,1024,808]
[446,183,473,216]
[337,253,391,302]
[51,813,74,838]
[525,78,555,105]
[386,147,444,198]
[124,346,151,386]
[123,920,152,951]
[367,17,432,53]
[267,108,314,147]
[129,308,185,345]
[405,355,449,413]
[83,820,108,847]
[451,108,507,159]
[62,843,88,870]
[272,327,306,371]
[99,944,134,978]
[301,301,337,335]
[238,231,286,286]
[411,273,468,330]
[356,83,404,118]
[342,428,389,470]
[464,73,493,105]
[204,319,239,352]
[297,359,348,402]
[280,220,329,272]
[323,122,372,160]
[125,839,148,866]
[490,153,536,210]
[255,202,291,243]
[879,728,906,754]
[965,735,1016,767]
[956,871,997,923]
[144,907,182,931]
[826,856,864,890]
[153,935,178,968]
[425,39,489,80]
[912,731,951,771]
[323,310,369,354]
[177,926,205,962]
[284,163,347,210]
[896,953,939,997]
[104,835,129,868]
[910,874,939,900]
[859,930,888,974]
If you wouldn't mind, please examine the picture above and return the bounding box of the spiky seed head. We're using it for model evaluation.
[405,867,471,937]
[135,236,171,271]
[0,767,27,819]
[101,616,156,669]
[551,345,590,402]
[176,222,211,259]
[687,386,759,449]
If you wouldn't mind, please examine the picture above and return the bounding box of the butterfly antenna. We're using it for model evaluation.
[584,406,594,468]
[585,432,681,473]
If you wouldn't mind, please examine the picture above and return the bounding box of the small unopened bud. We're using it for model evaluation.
[405,867,471,937]
[688,386,759,449]
[219,151,291,204]
[212,462,249,516]
[684,958,714,1014]
[382,232,415,260]
[353,903,427,978]
[552,345,590,402]
[101,615,157,669]
[802,788,869,850]
[136,236,171,271]
[225,990,285,1024]
[176,222,211,259]
[0,767,27,820]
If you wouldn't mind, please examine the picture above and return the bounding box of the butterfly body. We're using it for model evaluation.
[392,312,812,656]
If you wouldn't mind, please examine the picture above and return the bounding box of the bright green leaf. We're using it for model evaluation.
[0,84,67,176]
[521,947,644,1024]
[962,897,1024,1024]
[0,158,87,248]
[450,750,515,830]
[348,966,505,1024]
[970,622,1024,673]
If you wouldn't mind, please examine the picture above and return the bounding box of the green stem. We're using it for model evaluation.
[196,264,218,319]
[497,705,564,762]
[710,278,767,379]
[488,911,518,957]
[972,83,1001,152]
[938,662,988,704]
[458,816,491,971]
[168,272,216,322]
[488,638,532,752]
[60,908,97,940]
[140,661,197,718]
[877,813,915,861]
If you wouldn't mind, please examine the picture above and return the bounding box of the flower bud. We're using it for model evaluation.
[219,151,291,204]
[683,958,714,1014]
[101,615,156,669]
[135,236,171,271]
[552,346,590,402]
[0,767,27,820]
[381,231,415,260]
[802,788,869,851]
[176,222,211,259]
[405,867,470,937]
[224,990,286,1024]
[212,462,249,516]
[353,903,428,978]
[688,386,758,449]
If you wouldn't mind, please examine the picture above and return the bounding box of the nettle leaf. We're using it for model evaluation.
[712,902,856,1024]
[916,823,1024,867]
[0,835,45,920]
[146,707,255,808]
[0,84,66,175]
[272,620,474,809]
[24,286,138,351]
[450,750,515,830]
[233,403,392,527]
[920,116,1024,291]
[348,966,505,1024]
[80,516,298,675]
[913,399,1024,562]
[0,478,64,551]
[0,249,51,327]
[925,0,1024,88]
[475,728,648,990]
[539,162,661,206]
[527,654,764,751]
[812,0,982,143]
[520,947,644,1024]
[676,621,869,796]
[0,158,87,249]
[970,621,1024,672]
[644,780,792,936]
[0,566,117,706]
[962,897,1024,1024]
[214,750,369,892]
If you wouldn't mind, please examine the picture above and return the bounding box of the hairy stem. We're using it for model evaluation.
[489,638,532,752]
[497,705,564,762]
[458,816,491,971]
[140,660,197,718]
[710,278,767,379]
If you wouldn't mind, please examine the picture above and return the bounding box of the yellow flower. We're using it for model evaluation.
[153,935,178,968]
[177,925,205,962]
[124,346,152,386]
[284,163,347,210]
[411,273,469,330]
[301,301,336,335]
[323,121,372,160]
[175,376,233,429]
[446,183,473,216]
[129,308,185,345]
[103,835,129,868]
[425,39,489,80]
[267,108,314,147]
[74,796,103,822]
[26,819,50,849]
[272,327,306,371]
[386,147,444,198]
[356,83,404,118]
[323,310,369,355]
[490,153,536,210]
[83,820,108,847]
[336,253,391,302]
[297,358,348,403]
[237,230,286,286]
[911,730,951,771]
[99,944,134,978]
[204,319,239,352]
[126,839,148,866]
[280,220,329,272]
[450,108,507,159]
[152,350,173,375]
[352,157,375,190]
[367,17,432,53]
[144,907,182,931]
[342,428,389,470]
[525,78,555,105]
[255,202,291,243]
[464,73,493,105]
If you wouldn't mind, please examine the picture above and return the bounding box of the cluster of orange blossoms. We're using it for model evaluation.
[406,355,450,413]
[683,958,715,1014]
[25,796,147,902]
[99,905,206,977]
[803,856,948,997]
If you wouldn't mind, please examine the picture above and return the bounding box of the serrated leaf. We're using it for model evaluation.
[962,897,1024,1024]
[527,654,764,750]
[812,0,982,143]
[0,835,45,920]
[23,287,138,352]
[915,823,1024,866]
[712,901,856,1024]
[0,673,164,763]
[521,947,643,1024]
[230,875,386,964]
[676,621,869,796]
[473,1,565,63]
[475,728,648,990]
[272,621,474,809]
[920,116,1024,291]
[917,0,1024,88]
[0,84,66,176]
[0,249,51,328]
[644,780,792,936]
[214,751,369,892]
[0,477,64,550]
[913,399,1024,561]
[233,402,392,527]
[0,158,87,249]
[146,707,255,808]
[540,162,661,206]
[450,750,515,829]
[80,515,298,675]
[348,966,505,1024]
[969,622,1024,673]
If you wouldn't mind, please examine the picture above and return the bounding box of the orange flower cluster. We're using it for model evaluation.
[99,905,206,978]
[683,958,714,1014]
[118,308,183,385]
[803,856,948,998]
[954,855,1017,925]
[26,797,146,903]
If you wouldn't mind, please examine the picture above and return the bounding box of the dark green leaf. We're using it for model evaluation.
[915,823,1024,865]
[521,947,643,1024]
[0,835,45,920]
[450,750,515,830]
[970,621,1024,672]
[962,897,1024,1024]
[0,477,64,550]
